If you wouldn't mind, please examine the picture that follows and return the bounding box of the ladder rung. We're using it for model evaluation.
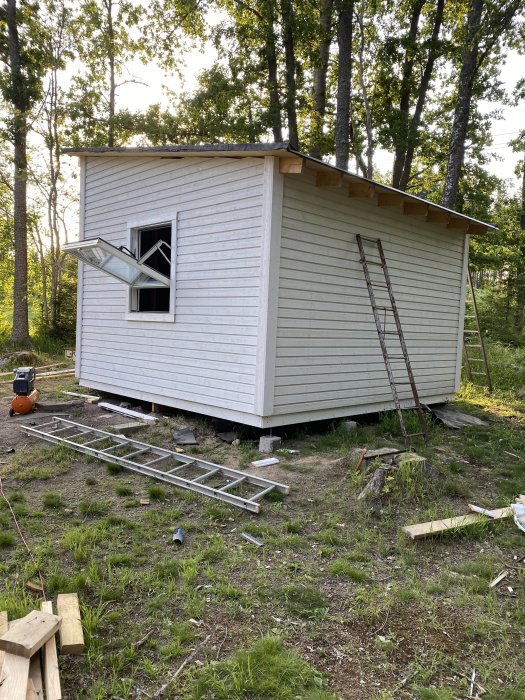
[464,330,478,334]
[466,344,482,348]
[100,443,122,453]
[124,447,150,459]
[82,436,108,446]
[404,432,425,438]
[471,372,487,376]
[465,315,476,319]
[364,260,384,267]
[143,454,171,466]
[192,468,220,483]
[167,462,195,475]
[219,477,246,492]
[468,358,485,362]
[251,485,276,501]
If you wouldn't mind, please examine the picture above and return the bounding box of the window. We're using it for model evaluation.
[63,212,177,322]
[131,225,172,313]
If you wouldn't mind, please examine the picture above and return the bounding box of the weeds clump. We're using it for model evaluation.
[147,485,167,501]
[43,492,63,509]
[185,636,335,699]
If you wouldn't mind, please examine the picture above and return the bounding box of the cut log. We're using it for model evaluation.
[403,507,513,540]
[41,602,61,700]
[0,611,61,659]
[357,467,388,501]
[56,594,84,655]
[0,653,30,700]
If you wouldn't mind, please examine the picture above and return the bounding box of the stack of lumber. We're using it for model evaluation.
[0,594,84,699]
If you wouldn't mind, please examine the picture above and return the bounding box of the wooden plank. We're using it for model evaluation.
[426,209,450,224]
[316,171,343,187]
[26,678,37,700]
[402,201,427,216]
[279,157,304,174]
[28,655,43,700]
[56,594,84,655]
[348,182,374,197]
[36,369,75,379]
[403,507,513,540]
[0,612,7,674]
[0,611,61,659]
[62,391,100,404]
[376,192,404,207]
[41,602,61,700]
[0,653,30,700]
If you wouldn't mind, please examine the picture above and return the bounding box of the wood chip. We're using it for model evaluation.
[0,611,61,659]
[403,507,513,540]
[140,499,150,506]
[25,582,44,594]
[250,458,279,467]
[56,594,84,655]
[489,570,509,588]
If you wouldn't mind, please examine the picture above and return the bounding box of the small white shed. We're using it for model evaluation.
[63,143,493,428]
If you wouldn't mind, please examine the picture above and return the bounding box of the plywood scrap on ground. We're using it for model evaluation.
[403,507,512,540]
[56,594,84,655]
[0,610,61,659]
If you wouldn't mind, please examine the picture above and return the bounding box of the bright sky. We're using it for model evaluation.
[108,41,525,191]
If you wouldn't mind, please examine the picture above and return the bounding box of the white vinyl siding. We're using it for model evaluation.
[272,169,465,418]
[79,156,265,418]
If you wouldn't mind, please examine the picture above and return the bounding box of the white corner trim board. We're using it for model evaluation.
[98,402,158,422]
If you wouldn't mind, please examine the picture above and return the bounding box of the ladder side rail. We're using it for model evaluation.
[375,239,428,440]
[467,267,493,392]
[356,235,408,438]
[23,420,290,494]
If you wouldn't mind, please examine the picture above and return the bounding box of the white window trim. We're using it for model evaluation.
[124,211,178,322]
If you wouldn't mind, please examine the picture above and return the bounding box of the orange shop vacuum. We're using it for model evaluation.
[9,367,39,417]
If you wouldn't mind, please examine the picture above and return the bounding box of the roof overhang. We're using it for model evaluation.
[63,142,495,235]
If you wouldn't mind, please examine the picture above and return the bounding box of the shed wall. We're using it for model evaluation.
[271,169,466,422]
[78,156,266,422]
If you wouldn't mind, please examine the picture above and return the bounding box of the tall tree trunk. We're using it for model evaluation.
[280,0,299,148]
[391,0,425,189]
[335,0,354,169]
[441,0,483,209]
[355,0,373,178]
[516,152,525,334]
[310,0,334,159]
[398,0,445,190]
[264,3,283,141]
[105,0,116,147]
[7,0,30,346]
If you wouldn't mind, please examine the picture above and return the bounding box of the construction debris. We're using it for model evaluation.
[98,402,157,422]
[489,570,509,588]
[36,369,75,379]
[61,392,100,404]
[172,528,184,545]
[216,432,239,444]
[511,502,525,533]
[241,532,263,547]
[468,504,498,518]
[431,405,489,429]
[358,466,388,501]
[112,421,149,434]
[403,506,512,540]
[259,435,282,453]
[364,447,401,460]
[0,595,83,699]
[173,427,197,445]
[250,457,279,468]
[56,594,84,655]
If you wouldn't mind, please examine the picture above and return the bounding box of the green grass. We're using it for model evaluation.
[0,532,16,548]
[79,499,110,517]
[115,485,133,497]
[42,492,63,509]
[185,636,335,700]
[147,485,167,501]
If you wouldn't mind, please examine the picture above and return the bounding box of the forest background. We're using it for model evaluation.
[0,0,524,351]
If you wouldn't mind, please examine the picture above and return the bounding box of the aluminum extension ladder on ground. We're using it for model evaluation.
[23,417,289,513]
[356,234,428,445]
[463,267,492,392]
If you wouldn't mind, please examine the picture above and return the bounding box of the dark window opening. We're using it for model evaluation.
[135,225,172,313]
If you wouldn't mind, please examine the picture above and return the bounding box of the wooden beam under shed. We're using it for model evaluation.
[377,192,405,207]
[316,171,343,187]
[348,181,374,198]
[279,157,304,174]
[402,201,428,216]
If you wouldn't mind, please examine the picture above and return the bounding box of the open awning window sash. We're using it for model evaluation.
[63,237,171,288]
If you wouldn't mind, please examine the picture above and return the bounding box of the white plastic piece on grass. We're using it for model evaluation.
[511,503,525,533]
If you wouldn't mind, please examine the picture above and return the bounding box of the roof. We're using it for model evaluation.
[63,142,495,234]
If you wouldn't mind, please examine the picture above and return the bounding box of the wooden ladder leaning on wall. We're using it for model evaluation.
[356,234,428,446]
[463,267,492,392]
